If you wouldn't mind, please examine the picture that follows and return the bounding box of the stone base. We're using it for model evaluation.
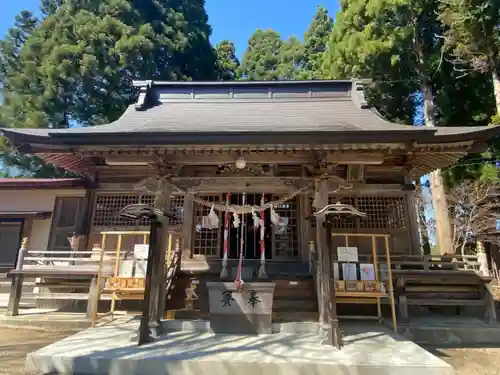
[210,313,272,334]
[26,318,453,375]
[206,281,275,335]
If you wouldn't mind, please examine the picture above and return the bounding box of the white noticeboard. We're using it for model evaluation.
[134,244,149,260]
[337,246,358,262]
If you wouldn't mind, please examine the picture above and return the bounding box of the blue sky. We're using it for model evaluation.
[1,0,340,58]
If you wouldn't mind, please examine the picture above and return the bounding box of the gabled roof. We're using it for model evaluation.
[1,79,499,153]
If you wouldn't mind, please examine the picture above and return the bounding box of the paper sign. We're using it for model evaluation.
[333,262,340,280]
[360,263,375,281]
[134,244,149,260]
[135,260,148,277]
[337,247,358,262]
[342,263,358,281]
[119,260,134,277]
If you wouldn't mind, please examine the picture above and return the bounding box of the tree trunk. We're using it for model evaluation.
[492,69,500,114]
[421,81,454,255]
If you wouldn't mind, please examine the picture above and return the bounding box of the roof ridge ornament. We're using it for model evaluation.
[351,79,371,109]
[133,80,153,111]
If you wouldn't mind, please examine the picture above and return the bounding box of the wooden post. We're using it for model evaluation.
[325,220,342,349]
[384,236,398,331]
[181,194,195,261]
[150,183,173,325]
[72,188,94,252]
[6,237,28,317]
[314,178,331,336]
[6,275,24,317]
[404,188,421,255]
[87,276,99,319]
[482,273,497,325]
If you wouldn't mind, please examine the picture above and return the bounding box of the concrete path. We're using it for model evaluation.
[26,318,453,375]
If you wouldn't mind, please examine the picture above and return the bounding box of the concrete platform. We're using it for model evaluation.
[26,318,453,375]
[399,316,500,346]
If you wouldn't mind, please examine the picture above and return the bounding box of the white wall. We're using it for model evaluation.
[0,189,85,251]
[0,189,83,212]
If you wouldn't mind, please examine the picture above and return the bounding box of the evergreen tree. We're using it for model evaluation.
[439,0,500,115]
[277,36,304,80]
[298,5,333,79]
[215,40,240,80]
[239,29,283,80]
[0,0,218,176]
[322,0,456,254]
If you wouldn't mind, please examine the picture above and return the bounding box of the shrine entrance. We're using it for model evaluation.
[226,193,273,260]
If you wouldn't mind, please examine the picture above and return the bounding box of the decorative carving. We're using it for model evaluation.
[149,155,183,177]
[215,163,274,177]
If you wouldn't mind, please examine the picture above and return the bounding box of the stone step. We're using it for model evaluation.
[274,279,314,290]
[272,311,318,322]
[273,287,316,298]
[273,301,317,312]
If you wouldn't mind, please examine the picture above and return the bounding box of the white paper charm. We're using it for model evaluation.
[270,204,281,225]
[232,211,240,228]
[251,208,260,228]
[202,205,219,229]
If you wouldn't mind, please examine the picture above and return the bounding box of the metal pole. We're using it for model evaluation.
[138,218,161,346]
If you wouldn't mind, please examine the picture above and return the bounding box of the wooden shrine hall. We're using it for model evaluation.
[2,79,500,345]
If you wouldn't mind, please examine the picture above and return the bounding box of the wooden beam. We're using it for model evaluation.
[104,151,386,166]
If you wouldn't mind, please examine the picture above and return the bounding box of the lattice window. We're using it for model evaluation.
[273,197,299,260]
[92,194,184,228]
[193,195,221,257]
[308,196,356,229]
[309,195,408,230]
[328,196,357,229]
[357,196,407,229]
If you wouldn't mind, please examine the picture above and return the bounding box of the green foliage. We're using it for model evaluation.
[439,0,500,76]
[215,40,240,80]
[297,5,333,80]
[321,0,423,123]
[0,0,218,176]
[491,114,500,126]
[277,36,304,80]
[239,29,283,80]
[239,5,333,80]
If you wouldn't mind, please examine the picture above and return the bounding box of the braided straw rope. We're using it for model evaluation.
[136,173,353,214]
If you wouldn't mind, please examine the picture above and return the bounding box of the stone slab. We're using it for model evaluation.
[26,318,453,375]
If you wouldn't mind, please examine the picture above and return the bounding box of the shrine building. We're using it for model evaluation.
[2,79,499,332]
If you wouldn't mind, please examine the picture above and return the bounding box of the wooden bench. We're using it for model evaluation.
[394,269,496,324]
[5,239,114,318]
[6,268,101,318]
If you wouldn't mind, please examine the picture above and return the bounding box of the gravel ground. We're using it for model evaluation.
[0,327,72,375]
[0,327,499,375]
[425,346,500,375]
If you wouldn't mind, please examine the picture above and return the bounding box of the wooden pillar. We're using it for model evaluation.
[150,183,173,324]
[315,178,331,329]
[405,191,421,255]
[181,194,195,261]
[6,237,28,317]
[300,193,311,264]
[72,181,96,252]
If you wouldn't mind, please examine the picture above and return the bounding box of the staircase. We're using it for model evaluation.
[272,277,318,322]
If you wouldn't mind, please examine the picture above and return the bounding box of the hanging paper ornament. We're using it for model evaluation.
[274,217,289,234]
[232,211,240,228]
[251,208,260,228]
[202,205,219,229]
[270,204,281,225]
